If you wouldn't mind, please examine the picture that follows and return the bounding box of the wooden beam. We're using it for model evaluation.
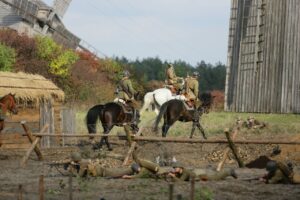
[21,121,47,161]
[23,133,300,145]
[20,136,41,167]
[217,121,242,171]
[225,129,244,168]
[130,136,300,145]
[122,141,137,166]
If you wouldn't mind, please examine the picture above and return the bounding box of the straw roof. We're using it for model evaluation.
[0,71,65,103]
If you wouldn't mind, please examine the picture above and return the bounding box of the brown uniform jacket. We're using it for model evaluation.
[166,67,177,85]
[185,77,199,100]
[118,77,136,101]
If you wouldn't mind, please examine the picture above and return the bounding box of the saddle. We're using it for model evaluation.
[165,85,178,95]
[183,100,195,111]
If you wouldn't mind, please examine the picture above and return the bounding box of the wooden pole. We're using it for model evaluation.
[20,137,41,167]
[225,129,244,168]
[122,141,137,166]
[190,177,195,200]
[21,121,44,160]
[18,184,23,200]
[169,183,174,200]
[69,174,73,200]
[39,175,44,200]
[217,121,242,171]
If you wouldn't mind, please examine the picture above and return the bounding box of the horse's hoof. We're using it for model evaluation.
[108,147,113,151]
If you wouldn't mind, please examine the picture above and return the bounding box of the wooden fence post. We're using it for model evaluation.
[39,175,44,200]
[69,174,73,200]
[18,184,23,200]
[190,177,195,200]
[169,183,174,200]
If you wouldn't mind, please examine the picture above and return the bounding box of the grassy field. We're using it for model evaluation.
[76,110,300,137]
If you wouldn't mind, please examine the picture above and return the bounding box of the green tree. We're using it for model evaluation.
[0,43,16,71]
[35,36,78,77]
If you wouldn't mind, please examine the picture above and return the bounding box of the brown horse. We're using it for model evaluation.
[153,93,214,138]
[86,97,141,151]
[0,93,18,133]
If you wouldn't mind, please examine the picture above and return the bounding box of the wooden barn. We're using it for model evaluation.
[0,71,75,149]
[225,0,300,113]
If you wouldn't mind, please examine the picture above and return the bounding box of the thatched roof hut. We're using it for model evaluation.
[0,71,64,104]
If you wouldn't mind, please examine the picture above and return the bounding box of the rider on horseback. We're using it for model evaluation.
[116,70,140,125]
[165,63,183,94]
[184,71,200,109]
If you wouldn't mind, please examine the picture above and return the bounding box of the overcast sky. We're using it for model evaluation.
[44,0,230,66]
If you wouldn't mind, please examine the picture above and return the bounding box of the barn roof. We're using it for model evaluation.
[0,71,64,103]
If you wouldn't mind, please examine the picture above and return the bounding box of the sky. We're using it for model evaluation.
[44,0,231,66]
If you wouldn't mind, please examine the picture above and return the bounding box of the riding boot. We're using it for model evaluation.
[132,109,140,125]
[193,110,199,122]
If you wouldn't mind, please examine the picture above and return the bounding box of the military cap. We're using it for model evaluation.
[266,160,277,172]
[71,152,82,162]
[123,70,130,77]
[171,161,184,168]
[167,63,174,68]
[192,71,199,77]
[131,163,141,173]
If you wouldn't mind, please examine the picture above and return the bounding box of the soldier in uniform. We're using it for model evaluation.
[184,71,200,107]
[165,63,183,94]
[68,152,135,178]
[116,70,140,125]
[261,160,300,184]
[168,162,237,182]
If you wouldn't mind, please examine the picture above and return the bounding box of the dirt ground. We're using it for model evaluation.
[0,133,300,200]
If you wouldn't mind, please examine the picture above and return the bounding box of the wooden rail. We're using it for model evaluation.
[27,133,300,145]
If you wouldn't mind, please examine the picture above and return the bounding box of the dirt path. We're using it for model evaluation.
[0,133,300,200]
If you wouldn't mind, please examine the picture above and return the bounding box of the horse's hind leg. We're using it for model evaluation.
[162,123,171,137]
[103,126,113,151]
[196,122,207,140]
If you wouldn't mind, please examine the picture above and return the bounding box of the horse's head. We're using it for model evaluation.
[0,93,18,114]
[198,92,214,114]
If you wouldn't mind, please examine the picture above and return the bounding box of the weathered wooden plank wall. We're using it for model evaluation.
[225,0,300,113]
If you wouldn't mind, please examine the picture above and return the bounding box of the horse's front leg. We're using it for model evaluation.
[196,122,207,140]
[189,122,197,139]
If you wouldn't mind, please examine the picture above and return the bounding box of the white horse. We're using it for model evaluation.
[140,88,186,115]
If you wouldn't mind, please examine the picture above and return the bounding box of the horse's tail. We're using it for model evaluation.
[153,101,168,132]
[86,104,104,134]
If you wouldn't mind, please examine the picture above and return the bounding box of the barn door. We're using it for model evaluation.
[39,100,54,148]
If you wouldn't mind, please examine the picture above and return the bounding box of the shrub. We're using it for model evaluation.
[50,50,78,77]
[0,43,15,71]
[36,36,78,77]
